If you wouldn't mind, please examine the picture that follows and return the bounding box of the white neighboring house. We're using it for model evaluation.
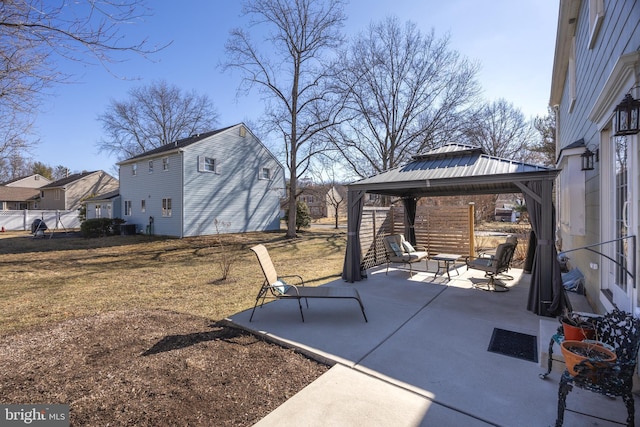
[117,123,285,237]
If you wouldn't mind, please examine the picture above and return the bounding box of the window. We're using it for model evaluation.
[124,200,132,216]
[239,126,246,137]
[198,156,218,173]
[260,167,271,180]
[54,189,61,201]
[148,160,154,174]
[40,191,44,198]
[132,164,137,176]
[107,204,112,218]
[95,204,102,218]
[162,157,169,171]
[162,198,172,217]
[141,199,146,213]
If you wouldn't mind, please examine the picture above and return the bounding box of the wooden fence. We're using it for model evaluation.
[360,205,474,270]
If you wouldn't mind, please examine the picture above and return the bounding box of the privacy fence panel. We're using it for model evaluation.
[359,205,473,270]
[0,210,81,231]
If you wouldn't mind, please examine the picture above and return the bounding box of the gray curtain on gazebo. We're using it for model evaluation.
[403,197,417,245]
[342,190,366,283]
[522,181,569,316]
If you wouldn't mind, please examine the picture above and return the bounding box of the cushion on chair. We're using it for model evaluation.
[273,279,291,295]
[389,242,403,256]
[402,241,416,253]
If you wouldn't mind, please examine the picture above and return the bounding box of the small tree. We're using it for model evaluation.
[284,201,311,232]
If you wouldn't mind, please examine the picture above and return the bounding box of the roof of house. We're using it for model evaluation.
[119,125,237,164]
[84,189,120,202]
[349,144,559,197]
[0,186,40,201]
[40,171,105,189]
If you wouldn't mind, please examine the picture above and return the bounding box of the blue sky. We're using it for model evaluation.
[33,0,559,176]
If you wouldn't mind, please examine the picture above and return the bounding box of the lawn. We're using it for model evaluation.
[0,228,347,336]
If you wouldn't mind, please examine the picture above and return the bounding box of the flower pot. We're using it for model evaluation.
[562,321,595,341]
[560,340,617,376]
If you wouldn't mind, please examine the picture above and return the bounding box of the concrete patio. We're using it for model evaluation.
[226,260,638,426]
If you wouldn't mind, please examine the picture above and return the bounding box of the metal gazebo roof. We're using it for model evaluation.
[348,144,559,198]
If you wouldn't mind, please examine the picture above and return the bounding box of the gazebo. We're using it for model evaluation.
[341,144,569,317]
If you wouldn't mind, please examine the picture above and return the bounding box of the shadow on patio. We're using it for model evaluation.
[226,261,636,426]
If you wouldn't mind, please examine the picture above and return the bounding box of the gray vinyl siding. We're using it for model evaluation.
[119,152,184,236]
[555,0,640,308]
[181,127,284,236]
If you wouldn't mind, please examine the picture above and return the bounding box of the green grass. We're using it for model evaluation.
[0,229,347,336]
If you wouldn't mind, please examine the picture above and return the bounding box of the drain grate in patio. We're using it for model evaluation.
[488,328,538,363]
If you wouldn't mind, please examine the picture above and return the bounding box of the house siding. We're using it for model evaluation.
[119,152,184,236]
[182,127,284,236]
[118,124,284,237]
[554,0,640,313]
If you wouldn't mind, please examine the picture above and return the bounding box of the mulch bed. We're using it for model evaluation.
[0,309,329,426]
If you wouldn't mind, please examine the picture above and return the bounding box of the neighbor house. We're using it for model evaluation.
[551,0,640,315]
[37,171,119,211]
[116,124,285,237]
[0,174,51,210]
[84,189,121,220]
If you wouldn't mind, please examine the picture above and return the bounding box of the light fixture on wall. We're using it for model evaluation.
[580,146,598,171]
[614,93,640,136]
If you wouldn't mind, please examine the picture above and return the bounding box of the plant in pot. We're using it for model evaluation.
[559,309,596,341]
[560,339,617,377]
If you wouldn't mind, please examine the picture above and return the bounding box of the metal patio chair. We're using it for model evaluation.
[249,244,368,322]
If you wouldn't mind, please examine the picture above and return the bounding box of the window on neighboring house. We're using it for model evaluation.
[198,156,218,173]
[54,189,61,201]
[34,175,39,181]
[95,204,102,218]
[163,157,169,171]
[40,191,44,198]
[148,160,154,173]
[568,36,576,113]
[239,125,246,137]
[162,198,172,217]
[259,167,271,180]
[107,204,112,218]
[132,163,137,176]
[588,0,604,49]
[125,200,132,216]
[141,199,146,213]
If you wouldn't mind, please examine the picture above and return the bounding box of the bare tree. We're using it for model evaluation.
[461,98,536,160]
[223,0,347,238]
[329,17,480,178]
[97,80,219,160]
[531,106,557,167]
[0,110,37,180]
[0,0,165,162]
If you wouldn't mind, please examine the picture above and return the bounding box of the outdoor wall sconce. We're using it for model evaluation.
[614,94,640,136]
[581,146,597,171]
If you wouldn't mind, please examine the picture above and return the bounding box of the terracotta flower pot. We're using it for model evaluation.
[560,340,617,376]
[562,321,595,341]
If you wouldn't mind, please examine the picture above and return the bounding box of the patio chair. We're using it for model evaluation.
[465,242,516,292]
[249,244,368,322]
[478,235,518,280]
[555,309,640,427]
[382,234,429,276]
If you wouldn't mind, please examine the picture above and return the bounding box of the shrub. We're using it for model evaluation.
[80,218,122,238]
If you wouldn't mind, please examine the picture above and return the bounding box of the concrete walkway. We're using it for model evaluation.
[227,262,638,426]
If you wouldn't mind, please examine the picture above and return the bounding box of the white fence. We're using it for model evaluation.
[0,210,81,231]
